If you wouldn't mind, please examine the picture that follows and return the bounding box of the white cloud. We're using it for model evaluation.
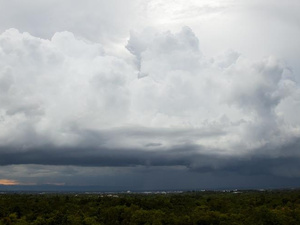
[0,27,299,162]
[0,28,136,147]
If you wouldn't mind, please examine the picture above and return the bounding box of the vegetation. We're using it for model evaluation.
[1,190,300,225]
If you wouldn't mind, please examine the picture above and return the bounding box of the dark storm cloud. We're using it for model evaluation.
[0,131,299,178]
[0,126,218,167]
[0,145,193,167]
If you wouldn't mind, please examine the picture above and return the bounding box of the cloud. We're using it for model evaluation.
[0,0,143,44]
[0,25,299,186]
[0,28,135,147]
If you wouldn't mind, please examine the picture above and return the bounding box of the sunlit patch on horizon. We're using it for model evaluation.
[0,179,20,185]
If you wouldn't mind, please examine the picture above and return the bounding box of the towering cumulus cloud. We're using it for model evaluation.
[0,25,299,188]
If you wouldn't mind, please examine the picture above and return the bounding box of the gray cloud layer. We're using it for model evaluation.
[0,133,300,178]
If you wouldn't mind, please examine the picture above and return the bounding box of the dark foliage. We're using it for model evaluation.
[0,190,300,224]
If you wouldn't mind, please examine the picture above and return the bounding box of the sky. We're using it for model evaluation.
[0,0,300,190]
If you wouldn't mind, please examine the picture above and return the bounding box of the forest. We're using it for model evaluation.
[0,190,300,225]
